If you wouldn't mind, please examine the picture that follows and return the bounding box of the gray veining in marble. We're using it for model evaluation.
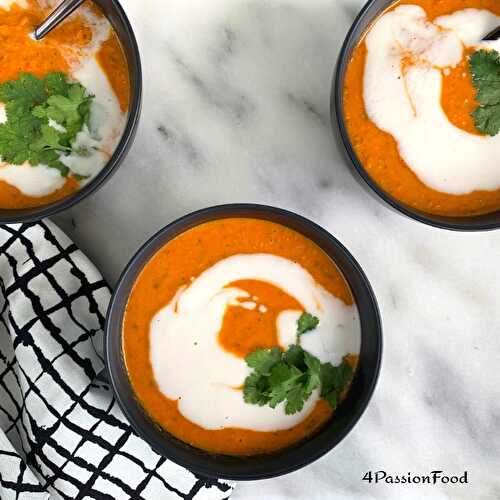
[54,1,500,498]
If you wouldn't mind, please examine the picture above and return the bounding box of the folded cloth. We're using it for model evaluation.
[0,221,234,500]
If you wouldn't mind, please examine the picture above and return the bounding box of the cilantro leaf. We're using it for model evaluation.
[304,351,321,393]
[243,347,312,416]
[268,364,304,408]
[284,344,305,368]
[32,102,65,124]
[471,104,500,137]
[297,312,319,337]
[0,72,94,176]
[320,363,339,396]
[46,94,83,125]
[267,364,293,408]
[32,124,70,153]
[470,49,500,84]
[323,391,337,410]
[304,351,321,375]
[320,358,354,410]
[320,359,353,396]
[0,124,31,164]
[243,372,270,406]
[242,310,355,415]
[268,363,295,387]
[245,347,281,376]
[285,384,309,415]
[45,72,71,96]
[243,346,355,415]
[469,49,500,136]
[34,83,93,144]
[0,73,46,107]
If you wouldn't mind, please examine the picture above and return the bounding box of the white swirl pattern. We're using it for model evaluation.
[150,253,361,432]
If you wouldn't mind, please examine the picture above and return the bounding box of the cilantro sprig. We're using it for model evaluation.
[243,313,354,415]
[0,72,94,176]
[297,312,319,337]
[469,49,500,136]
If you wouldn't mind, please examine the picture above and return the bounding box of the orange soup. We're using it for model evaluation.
[123,218,361,456]
[0,0,129,209]
[343,0,500,217]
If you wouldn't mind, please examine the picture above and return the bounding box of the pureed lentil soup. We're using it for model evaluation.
[123,218,361,456]
[343,0,500,217]
[0,0,129,209]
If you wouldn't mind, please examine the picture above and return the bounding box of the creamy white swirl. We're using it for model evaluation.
[363,6,500,194]
[149,253,360,432]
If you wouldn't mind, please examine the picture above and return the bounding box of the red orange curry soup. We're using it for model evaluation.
[343,0,500,217]
[0,0,129,209]
[123,218,360,456]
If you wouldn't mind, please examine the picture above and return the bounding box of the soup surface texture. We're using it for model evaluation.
[123,218,361,455]
[0,0,128,209]
[344,0,500,217]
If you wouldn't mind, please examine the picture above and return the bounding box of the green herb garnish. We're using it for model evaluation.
[469,49,500,136]
[319,358,353,410]
[297,312,319,337]
[245,346,282,376]
[243,312,354,415]
[0,72,94,176]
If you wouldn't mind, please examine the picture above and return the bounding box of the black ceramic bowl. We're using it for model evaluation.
[105,204,382,480]
[0,0,142,224]
[332,0,500,231]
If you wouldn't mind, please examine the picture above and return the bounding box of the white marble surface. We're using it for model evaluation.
[53,0,500,498]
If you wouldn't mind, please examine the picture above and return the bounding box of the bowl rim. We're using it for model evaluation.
[104,203,383,480]
[332,0,500,232]
[0,0,142,224]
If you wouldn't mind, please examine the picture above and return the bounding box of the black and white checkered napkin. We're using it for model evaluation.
[0,221,234,500]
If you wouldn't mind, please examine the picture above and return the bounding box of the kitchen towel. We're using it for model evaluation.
[0,220,234,500]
